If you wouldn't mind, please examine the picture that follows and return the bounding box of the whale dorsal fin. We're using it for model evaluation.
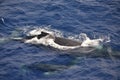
[37,32,49,39]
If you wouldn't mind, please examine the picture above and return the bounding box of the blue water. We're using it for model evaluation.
[0,0,120,80]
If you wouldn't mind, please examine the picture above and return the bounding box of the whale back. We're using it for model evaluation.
[55,37,82,46]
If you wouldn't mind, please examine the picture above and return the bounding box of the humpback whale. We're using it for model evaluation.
[13,29,105,53]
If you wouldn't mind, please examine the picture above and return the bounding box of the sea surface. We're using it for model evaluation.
[0,0,120,80]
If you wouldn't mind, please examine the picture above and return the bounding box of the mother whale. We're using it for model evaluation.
[13,29,105,53]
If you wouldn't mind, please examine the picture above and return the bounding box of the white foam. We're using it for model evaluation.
[81,38,104,47]
[80,33,104,47]
[27,28,53,36]
[1,18,5,24]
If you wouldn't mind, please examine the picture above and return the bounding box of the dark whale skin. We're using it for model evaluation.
[55,37,82,46]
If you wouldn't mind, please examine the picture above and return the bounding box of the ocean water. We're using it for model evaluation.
[0,0,120,80]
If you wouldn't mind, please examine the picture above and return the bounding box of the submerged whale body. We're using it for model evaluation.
[26,62,69,72]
